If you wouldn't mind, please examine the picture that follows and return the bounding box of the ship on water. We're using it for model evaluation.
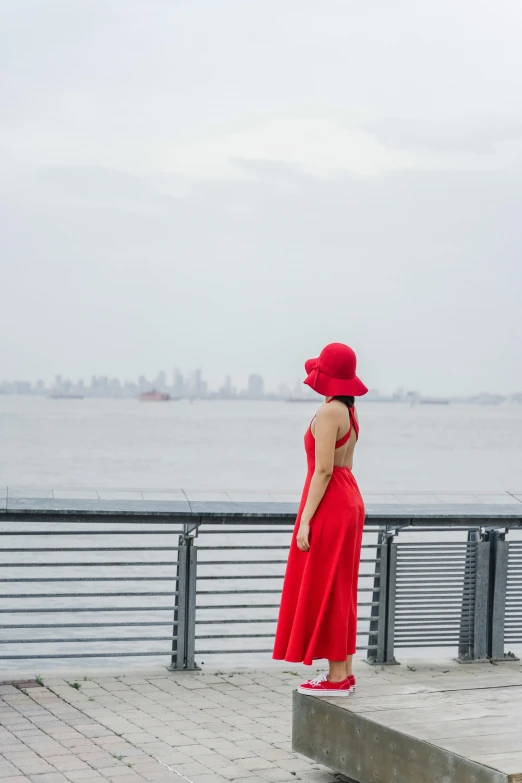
[138,389,171,401]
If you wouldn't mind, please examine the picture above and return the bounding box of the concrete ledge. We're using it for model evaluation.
[292,662,522,783]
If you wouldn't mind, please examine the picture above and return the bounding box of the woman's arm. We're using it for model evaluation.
[296,404,338,552]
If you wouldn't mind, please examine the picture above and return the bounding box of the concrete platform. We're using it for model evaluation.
[293,660,522,783]
[0,664,344,783]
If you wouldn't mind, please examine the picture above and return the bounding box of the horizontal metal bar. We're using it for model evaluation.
[199,530,292,535]
[0,605,175,613]
[397,564,473,569]
[396,608,475,620]
[195,648,274,654]
[195,645,378,654]
[196,522,296,528]
[196,558,378,565]
[397,592,475,610]
[196,587,376,595]
[194,616,376,624]
[193,616,379,628]
[0,531,183,536]
[1,516,191,525]
[397,556,470,572]
[395,620,472,626]
[396,527,482,532]
[394,642,462,648]
[396,603,475,609]
[0,562,180,568]
[196,543,381,550]
[0,577,178,582]
[198,560,288,565]
[395,631,473,637]
[4,511,520,526]
[0,601,381,614]
[196,601,379,609]
[0,622,176,628]
[395,588,475,594]
[397,553,472,558]
[2,591,178,598]
[196,603,281,610]
[395,639,471,644]
[396,576,474,582]
[397,542,474,547]
[0,651,179,659]
[196,619,276,625]
[196,590,282,595]
[0,547,181,552]
[196,575,283,581]
[197,546,288,550]
[0,636,178,644]
[394,610,473,616]
[397,564,474,570]
[201,573,379,581]
[195,633,274,639]
[202,521,375,528]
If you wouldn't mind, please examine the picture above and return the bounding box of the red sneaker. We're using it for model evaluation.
[297,673,352,697]
[348,674,356,691]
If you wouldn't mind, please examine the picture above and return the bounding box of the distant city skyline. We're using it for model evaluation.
[0,369,520,406]
[0,368,313,401]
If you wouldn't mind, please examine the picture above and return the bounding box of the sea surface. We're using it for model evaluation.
[1,396,522,493]
[0,397,521,675]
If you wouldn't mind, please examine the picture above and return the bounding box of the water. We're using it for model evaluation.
[1,396,522,493]
[1,397,521,675]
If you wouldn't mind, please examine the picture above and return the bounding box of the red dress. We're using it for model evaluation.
[273,406,365,665]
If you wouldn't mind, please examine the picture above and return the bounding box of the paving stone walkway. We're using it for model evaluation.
[0,665,350,783]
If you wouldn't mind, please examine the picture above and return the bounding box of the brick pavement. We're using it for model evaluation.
[0,666,356,783]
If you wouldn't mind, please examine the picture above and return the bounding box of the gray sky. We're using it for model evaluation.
[1,0,521,395]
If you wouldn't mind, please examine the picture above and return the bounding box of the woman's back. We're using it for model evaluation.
[309,398,359,470]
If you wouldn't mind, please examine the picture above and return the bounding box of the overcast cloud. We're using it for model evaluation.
[1,0,521,394]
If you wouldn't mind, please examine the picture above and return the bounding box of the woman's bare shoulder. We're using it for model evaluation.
[315,401,341,422]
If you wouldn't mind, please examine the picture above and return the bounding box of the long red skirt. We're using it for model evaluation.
[273,467,365,665]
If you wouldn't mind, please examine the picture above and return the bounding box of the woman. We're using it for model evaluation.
[273,342,367,696]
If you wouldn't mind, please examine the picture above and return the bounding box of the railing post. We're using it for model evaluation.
[366,529,385,664]
[168,526,199,672]
[472,538,490,661]
[458,530,479,661]
[385,537,397,665]
[456,531,489,662]
[367,528,395,665]
[185,538,197,670]
[487,529,517,661]
[169,533,188,670]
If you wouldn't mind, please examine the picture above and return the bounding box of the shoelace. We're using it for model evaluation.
[307,672,328,687]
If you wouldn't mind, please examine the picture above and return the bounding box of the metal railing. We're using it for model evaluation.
[0,492,521,669]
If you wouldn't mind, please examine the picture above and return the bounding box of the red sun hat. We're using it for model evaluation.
[304,343,368,397]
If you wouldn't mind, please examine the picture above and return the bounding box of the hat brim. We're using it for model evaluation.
[304,359,368,397]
